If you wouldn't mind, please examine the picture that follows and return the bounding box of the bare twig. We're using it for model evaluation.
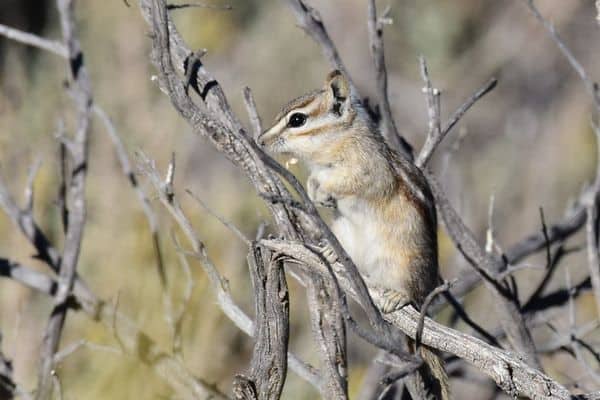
[164,233,194,356]
[0,56,228,400]
[23,159,42,213]
[185,188,252,246]
[166,2,232,11]
[234,246,290,400]
[566,270,600,385]
[417,56,442,167]
[143,1,411,392]
[136,151,322,389]
[53,339,122,365]
[93,104,166,286]
[0,23,67,57]
[442,292,501,347]
[1,337,17,400]
[416,56,538,367]
[243,87,263,138]
[449,196,590,309]
[0,258,230,400]
[36,1,93,398]
[283,0,348,78]
[136,0,600,397]
[426,170,541,368]
[585,202,600,321]
[415,280,455,350]
[367,0,411,154]
[416,70,497,168]
[260,237,584,399]
[521,0,600,110]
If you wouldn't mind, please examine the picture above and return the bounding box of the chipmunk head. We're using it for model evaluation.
[258,70,360,161]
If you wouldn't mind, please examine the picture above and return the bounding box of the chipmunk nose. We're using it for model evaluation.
[257,132,267,146]
[257,128,276,147]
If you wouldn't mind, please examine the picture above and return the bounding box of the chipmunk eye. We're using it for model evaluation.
[288,113,307,128]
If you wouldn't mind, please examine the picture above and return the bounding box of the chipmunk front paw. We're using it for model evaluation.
[307,176,337,209]
[380,289,411,314]
[308,241,339,265]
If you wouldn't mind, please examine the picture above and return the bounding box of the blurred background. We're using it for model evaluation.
[0,0,599,398]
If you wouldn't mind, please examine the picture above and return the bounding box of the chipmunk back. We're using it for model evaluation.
[259,70,449,399]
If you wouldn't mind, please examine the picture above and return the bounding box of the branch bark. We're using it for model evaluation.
[366,0,412,156]
[415,57,539,369]
[233,246,290,400]
[36,1,93,398]
[136,0,600,398]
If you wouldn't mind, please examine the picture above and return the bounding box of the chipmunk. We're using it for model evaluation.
[258,70,449,399]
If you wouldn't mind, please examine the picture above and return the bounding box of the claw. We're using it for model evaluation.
[308,241,339,265]
[380,289,411,314]
[316,196,337,209]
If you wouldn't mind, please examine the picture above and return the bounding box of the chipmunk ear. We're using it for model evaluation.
[324,70,350,116]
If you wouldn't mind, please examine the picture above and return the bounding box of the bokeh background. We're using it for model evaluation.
[1,0,599,398]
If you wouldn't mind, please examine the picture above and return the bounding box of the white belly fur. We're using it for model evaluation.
[332,196,393,288]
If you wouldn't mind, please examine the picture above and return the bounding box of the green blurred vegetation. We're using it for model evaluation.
[1,0,599,398]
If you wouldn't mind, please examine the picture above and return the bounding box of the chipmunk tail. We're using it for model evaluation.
[408,339,451,400]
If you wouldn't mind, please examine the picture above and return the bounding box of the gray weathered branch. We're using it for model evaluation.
[36,1,93,398]
[366,0,412,156]
[136,152,321,389]
[0,258,230,400]
[93,105,166,286]
[136,0,600,398]
[233,246,289,400]
[415,58,539,368]
[0,22,67,57]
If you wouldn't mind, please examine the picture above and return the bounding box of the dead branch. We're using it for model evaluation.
[0,256,230,400]
[366,0,411,155]
[136,0,600,397]
[36,1,93,398]
[232,246,290,400]
[416,57,539,368]
[93,104,166,286]
[136,152,322,389]
[0,23,67,57]
[521,0,600,110]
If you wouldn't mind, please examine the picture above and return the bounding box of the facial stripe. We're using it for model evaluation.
[283,99,320,123]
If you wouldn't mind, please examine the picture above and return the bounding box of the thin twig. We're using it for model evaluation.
[284,0,414,159]
[172,235,195,355]
[53,339,122,365]
[166,2,232,11]
[521,0,600,110]
[0,258,230,400]
[585,202,600,321]
[0,23,67,57]
[136,150,322,388]
[417,72,497,168]
[367,0,410,154]
[243,87,263,138]
[93,104,166,286]
[415,280,455,350]
[137,0,600,397]
[566,270,600,385]
[442,292,501,347]
[36,1,94,398]
[284,0,348,78]
[423,86,540,370]
[185,188,251,246]
[585,121,600,321]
